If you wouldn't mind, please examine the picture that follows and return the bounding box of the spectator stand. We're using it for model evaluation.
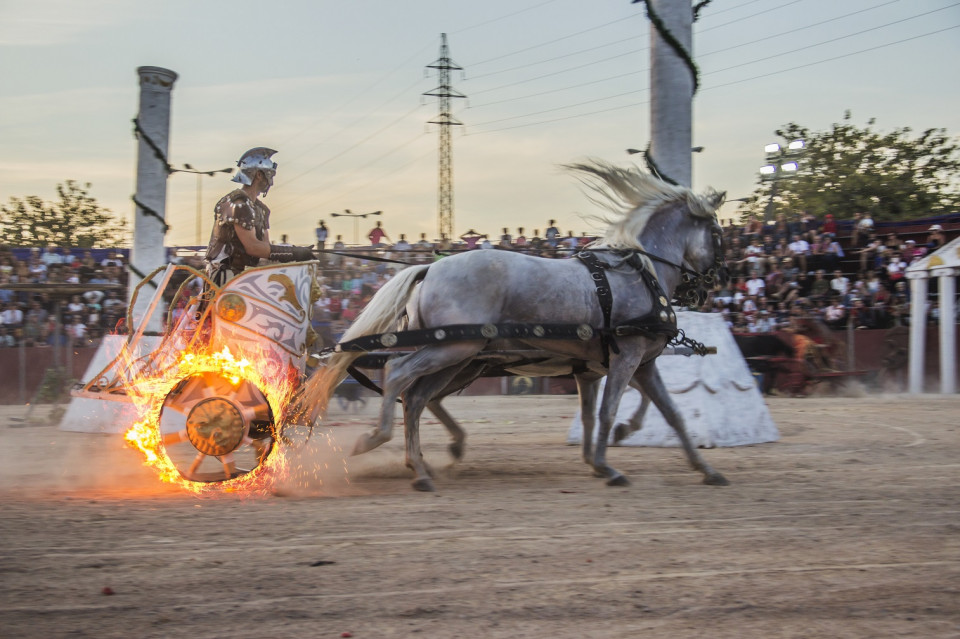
[3,281,124,423]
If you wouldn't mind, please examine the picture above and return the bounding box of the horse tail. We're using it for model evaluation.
[288,264,431,424]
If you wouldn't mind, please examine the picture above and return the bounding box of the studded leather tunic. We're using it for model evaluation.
[204,189,270,275]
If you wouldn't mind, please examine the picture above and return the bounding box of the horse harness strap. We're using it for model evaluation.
[574,250,679,366]
[321,250,694,365]
[574,250,619,366]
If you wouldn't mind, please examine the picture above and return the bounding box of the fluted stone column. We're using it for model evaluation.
[933,267,957,394]
[649,0,693,187]
[131,66,177,334]
[907,271,929,393]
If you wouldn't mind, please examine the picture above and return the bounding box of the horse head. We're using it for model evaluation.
[674,189,727,306]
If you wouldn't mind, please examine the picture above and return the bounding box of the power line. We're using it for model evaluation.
[702,23,960,92]
[452,0,559,35]
[696,0,805,34]
[469,68,647,109]
[704,3,960,77]
[281,103,424,189]
[283,76,425,168]
[696,0,766,19]
[271,129,430,217]
[469,14,639,67]
[466,5,954,126]
[466,23,959,136]
[698,0,902,58]
[468,35,641,80]
[276,42,435,150]
[289,140,436,217]
[470,86,648,128]
[471,45,646,96]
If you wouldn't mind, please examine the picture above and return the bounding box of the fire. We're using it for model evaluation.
[121,345,299,495]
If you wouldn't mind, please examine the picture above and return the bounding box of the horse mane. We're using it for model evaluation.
[564,159,724,251]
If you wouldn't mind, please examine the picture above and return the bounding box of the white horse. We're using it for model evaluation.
[299,161,728,491]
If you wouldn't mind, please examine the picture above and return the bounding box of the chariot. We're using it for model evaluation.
[72,260,320,485]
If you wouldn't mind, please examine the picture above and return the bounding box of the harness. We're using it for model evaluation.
[323,247,715,365]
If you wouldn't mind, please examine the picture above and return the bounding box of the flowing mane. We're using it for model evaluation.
[564,160,723,251]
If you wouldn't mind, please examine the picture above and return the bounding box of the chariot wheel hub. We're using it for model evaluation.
[185,397,247,457]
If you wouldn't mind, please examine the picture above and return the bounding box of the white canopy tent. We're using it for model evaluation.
[905,236,960,394]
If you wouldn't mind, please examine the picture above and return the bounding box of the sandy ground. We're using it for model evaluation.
[0,393,958,639]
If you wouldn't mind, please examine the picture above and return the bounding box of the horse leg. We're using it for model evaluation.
[633,362,729,486]
[427,400,467,461]
[612,383,651,445]
[592,358,638,486]
[400,358,477,491]
[354,343,482,490]
[574,374,600,467]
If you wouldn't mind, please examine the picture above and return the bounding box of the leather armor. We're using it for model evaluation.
[205,189,270,274]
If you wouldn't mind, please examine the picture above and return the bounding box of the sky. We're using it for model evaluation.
[1,0,959,247]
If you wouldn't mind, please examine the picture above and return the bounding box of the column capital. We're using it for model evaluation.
[906,270,930,280]
[137,66,178,92]
[931,266,959,278]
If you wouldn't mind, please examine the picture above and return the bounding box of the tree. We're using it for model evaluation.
[737,112,960,222]
[0,180,129,248]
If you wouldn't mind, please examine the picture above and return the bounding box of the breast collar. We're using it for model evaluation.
[574,249,678,367]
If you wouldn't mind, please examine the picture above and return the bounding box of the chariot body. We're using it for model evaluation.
[72,260,319,484]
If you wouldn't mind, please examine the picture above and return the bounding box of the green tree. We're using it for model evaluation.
[737,112,960,223]
[0,180,129,248]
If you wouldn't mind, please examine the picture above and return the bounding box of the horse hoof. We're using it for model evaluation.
[606,474,630,487]
[412,478,436,492]
[350,439,368,457]
[448,441,464,460]
[612,423,629,444]
[703,473,730,486]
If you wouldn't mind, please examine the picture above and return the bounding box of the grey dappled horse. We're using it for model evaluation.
[305,161,728,491]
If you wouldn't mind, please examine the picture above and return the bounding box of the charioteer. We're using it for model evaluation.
[204,147,314,286]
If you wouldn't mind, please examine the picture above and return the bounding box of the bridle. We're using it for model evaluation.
[673,224,726,308]
[593,222,726,308]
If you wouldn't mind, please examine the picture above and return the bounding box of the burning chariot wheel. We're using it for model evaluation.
[158,373,276,483]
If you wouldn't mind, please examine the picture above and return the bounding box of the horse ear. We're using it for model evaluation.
[707,190,727,209]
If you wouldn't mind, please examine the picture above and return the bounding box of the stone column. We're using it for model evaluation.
[907,271,929,393]
[933,267,957,394]
[131,66,178,334]
[649,0,693,187]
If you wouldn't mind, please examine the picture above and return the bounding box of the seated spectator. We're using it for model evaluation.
[743,239,766,275]
[499,228,512,248]
[393,234,411,251]
[0,325,15,347]
[67,294,86,315]
[745,271,765,297]
[821,213,837,236]
[901,239,924,264]
[830,270,850,296]
[926,225,945,252]
[514,228,526,248]
[886,251,908,283]
[822,233,844,272]
[787,233,810,272]
[809,270,830,302]
[754,310,776,333]
[824,297,847,329]
[1,301,24,329]
[859,231,882,271]
[102,290,125,314]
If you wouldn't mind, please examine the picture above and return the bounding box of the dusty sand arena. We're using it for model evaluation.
[1,394,958,639]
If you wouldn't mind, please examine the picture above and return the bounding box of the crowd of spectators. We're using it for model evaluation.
[1,213,954,350]
[0,245,128,348]
[708,212,950,333]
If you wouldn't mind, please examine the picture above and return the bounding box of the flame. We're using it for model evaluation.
[121,344,299,495]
